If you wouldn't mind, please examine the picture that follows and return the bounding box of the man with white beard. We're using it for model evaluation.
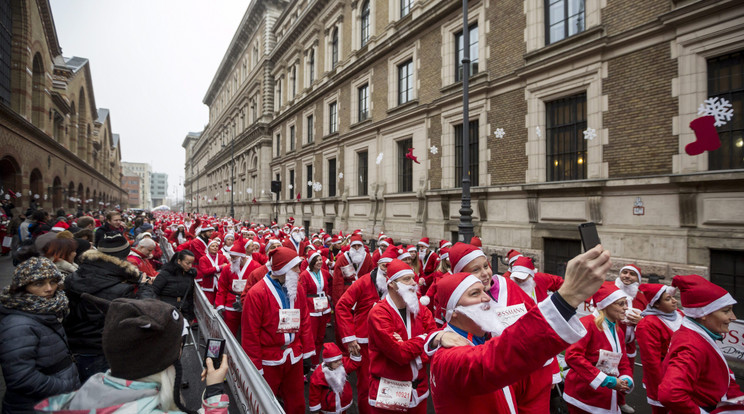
[425,244,612,413]
[332,234,374,306]
[614,264,648,414]
[309,342,362,413]
[415,238,439,292]
[215,239,260,336]
[241,246,314,414]
[283,226,309,256]
[367,259,436,413]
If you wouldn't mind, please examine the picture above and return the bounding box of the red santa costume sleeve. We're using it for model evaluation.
[367,305,425,366]
[241,286,265,374]
[635,316,665,406]
[335,282,359,344]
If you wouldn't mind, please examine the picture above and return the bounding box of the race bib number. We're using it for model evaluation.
[277,309,301,333]
[375,377,412,412]
[494,303,528,330]
[313,296,329,312]
[596,349,622,376]
[232,279,247,293]
[2,236,11,248]
[340,263,356,278]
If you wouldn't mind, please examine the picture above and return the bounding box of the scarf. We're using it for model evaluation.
[0,288,69,319]
[641,307,680,323]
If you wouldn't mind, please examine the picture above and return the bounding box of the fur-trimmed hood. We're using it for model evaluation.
[77,249,142,283]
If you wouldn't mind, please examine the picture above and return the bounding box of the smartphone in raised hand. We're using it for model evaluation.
[578,222,601,252]
[204,338,226,369]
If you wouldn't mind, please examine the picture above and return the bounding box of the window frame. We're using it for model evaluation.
[398,59,413,106]
[400,0,411,18]
[707,51,744,171]
[545,93,588,182]
[545,0,586,45]
[361,1,370,47]
[289,125,296,152]
[306,114,314,144]
[358,83,369,122]
[306,164,313,199]
[397,138,413,192]
[328,158,337,197]
[454,120,480,187]
[331,27,339,69]
[358,150,369,196]
[454,24,479,83]
[329,101,338,134]
[288,169,295,200]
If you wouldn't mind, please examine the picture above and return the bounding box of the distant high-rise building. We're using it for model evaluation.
[150,172,168,207]
[122,162,152,210]
[121,176,141,208]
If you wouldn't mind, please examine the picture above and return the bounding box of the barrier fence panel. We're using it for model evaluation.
[193,284,286,414]
[160,236,175,262]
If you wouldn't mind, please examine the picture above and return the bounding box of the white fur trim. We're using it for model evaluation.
[648,286,672,308]
[397,252,410,260]
[309,404,321,411]
[508,254,522,265]
[274,256,302,275]
[684,292,737,318]
[440,252,449,260]
[446,275,481,314]
[341,336,357,344]
[620,265,641,280]
[350,354,362,362]
[538,297,587,344]
[590,371,608,390]
[510,265,535,280]
[419,295,430,306]
[350,240,363,247]
[418,242,429,248]
[597,290,628,310]
[618,375,635,393]
[389,268,414,283]
[452,249,486,273]
[324,354,342,363]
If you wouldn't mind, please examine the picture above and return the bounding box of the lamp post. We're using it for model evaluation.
[458,0,474,244]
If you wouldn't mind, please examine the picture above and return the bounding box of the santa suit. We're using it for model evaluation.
[300,267,333,365]
[283,237,309,257]
[332,250,375,306]
[184,236,209,264]
[168,230,192,250]
[241,275,315,414]
[126,249,158,278]
[563,315,634,414]
[367,295,436,413]
[425,270,450,326]
[371,247,384,266]
[240,263,269,304]
[659,318,744,413]
[335,269,386,414]
[427,297,587,413]
[490,274,554,414]
[617,287,649,365]
[216,256,260,335]
[419,251,439,292]
[196,251,228,305]
[635,310,684,413]
[309,354,363,414]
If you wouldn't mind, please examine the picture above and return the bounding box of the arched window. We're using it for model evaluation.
[331,27,339,69]
[361,1,370,47]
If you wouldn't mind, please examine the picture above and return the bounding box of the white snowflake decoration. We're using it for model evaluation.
[583,128,597,141]
[493,128,506,139]
[536,126,542,138]
[312,182,323,192]
[338,172,343,179]
[429,146,438,155]
[28,190,32,196]
[261,190,265,194]
[376,152,383,165]
[288,184,293,190]
[247,188,253,194]
[33,194,39,199]
[15,192,20,198]
[4,195,9,200]
[44,194,48,200]
[698,96,734,127]
[307,180,313,186]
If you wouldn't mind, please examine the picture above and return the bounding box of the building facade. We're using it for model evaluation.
[188,0,744,300]
[150,172,168,207]
[122,162,152,210]
[0,0,127,213]
[122,175,140,208]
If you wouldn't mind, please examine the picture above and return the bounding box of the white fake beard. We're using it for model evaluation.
[396,282,420,316]
[349,248,364,265]
[300,231,306,241]
[454,300,505,336]
[514,277,536,297]
[418,250,426,262]
[177,233,186,245]
[323,363,347,394]
[615,277,639,299]
[292,232,302,243]
[231,257,242,274]
[284,270,300,303]
[375,268,389,296]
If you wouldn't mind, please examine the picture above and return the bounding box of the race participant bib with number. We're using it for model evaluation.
[340,263,356,278]
[596,349,622,376]
[232,279,247,294]
[494,303,528,331]
[313,296,329,312]
[375,377,412,412]
[2,237,11,248]
[277,309,301,333]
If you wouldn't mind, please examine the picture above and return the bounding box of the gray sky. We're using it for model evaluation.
[50,0,248,201]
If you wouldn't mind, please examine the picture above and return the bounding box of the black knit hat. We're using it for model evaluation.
[98,233,130,259]
[100,297,185,380]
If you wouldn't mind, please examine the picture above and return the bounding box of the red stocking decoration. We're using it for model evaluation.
[686,115,721,156]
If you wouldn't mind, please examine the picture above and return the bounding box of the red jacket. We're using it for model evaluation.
[368,295,436,409]
[240,264,268,304]
[126,250,158,278]
[335,269,385,346]
[283,238,309,256]
[195,252,228,292]
[428,299,583,413]
[241,276,315,373]
[184,236,209,264]
[215,257,260,311]
[564,315,634,413]
[424,270,450,325]
[635,310,684,407]
[332,250,374,305]
[299,268,332,317]
[618,289,649,359]
[659,318,744,413]
[308,354,362,413]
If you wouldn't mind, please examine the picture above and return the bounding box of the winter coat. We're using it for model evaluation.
[0,304,80,413]
[63,249,154,355]
[152,260,197,320]
[53,259,78,280]
[93,222,125,247]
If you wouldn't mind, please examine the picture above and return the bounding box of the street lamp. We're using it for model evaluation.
[221,127,235,218]
[458,0,474,244]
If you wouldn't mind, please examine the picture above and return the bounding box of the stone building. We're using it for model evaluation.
[122,162,152,210]
[0,0,126,213]
[187,0,744,303]
[150,172,168,207]
[122,175,140,209]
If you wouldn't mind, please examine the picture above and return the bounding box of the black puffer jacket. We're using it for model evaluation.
[63,249,155,355]
[152,260,196,320]
[0,305,80,413]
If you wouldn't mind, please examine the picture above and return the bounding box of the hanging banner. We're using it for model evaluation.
[721,320,744,362]
[193,285,286,414]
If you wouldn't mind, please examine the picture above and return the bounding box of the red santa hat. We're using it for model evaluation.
[620,264,642,280]
[510,256,536,281]
[224,232,235,240]
[470,236,482,248]
[449,242,487,274]
[322,342,343,363]
[207,237,221,249]
[439,239,452,250]
[349,234,363,247]
[379,238,390,248]
[395,246,410,261]
[593,281,627,310]
[288,217,295,223]
[639,283,677,309]
[437,272,483,322]
[51,221,69,232]
[385,259,415,283]
[417,237,430,248]
[307,249,322,266]
[268,247,302,276]
[378,232,386,242]
[406,245,416,254]
[199,224,215,233]
[229,239,247,257]
[672,274,736,318]
[378,245,400,264]
[438,246,450,261]
[265,238,281,253]
[323,234,332,244]
[506,249,523,266]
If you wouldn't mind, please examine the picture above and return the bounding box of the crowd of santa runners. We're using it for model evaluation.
[1,207,742,413]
